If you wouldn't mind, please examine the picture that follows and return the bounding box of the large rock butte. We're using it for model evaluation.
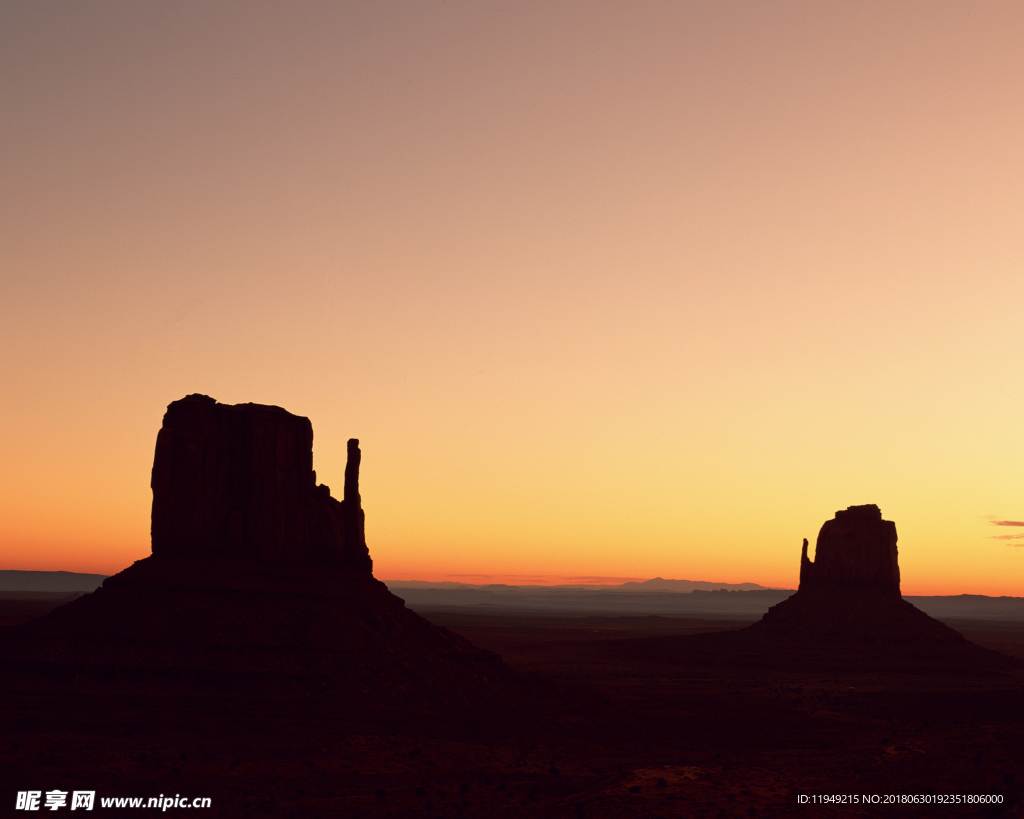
[151,394,370,571]
[0,395,537,737]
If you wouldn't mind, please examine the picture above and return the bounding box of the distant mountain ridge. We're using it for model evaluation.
[0,572,774,594]
[0,570,108,592]
[619,577,770,591]
[8,572,1024,621]
[384,577,775,592]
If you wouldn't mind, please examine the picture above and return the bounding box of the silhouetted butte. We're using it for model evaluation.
[0,395,528,737]
[610,505,1015,674]
[740,504,1012,668]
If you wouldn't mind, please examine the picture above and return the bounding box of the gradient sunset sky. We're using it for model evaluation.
[2,2,1022,595]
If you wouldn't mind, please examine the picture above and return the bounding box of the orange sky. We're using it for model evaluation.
[2,1,1023,595]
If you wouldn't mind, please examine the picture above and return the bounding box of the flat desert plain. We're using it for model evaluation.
[2,595,1023,818]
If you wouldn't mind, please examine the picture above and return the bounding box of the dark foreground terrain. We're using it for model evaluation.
[3,597,1023,818]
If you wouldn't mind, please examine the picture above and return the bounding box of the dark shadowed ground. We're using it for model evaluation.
[2,597,1023,818]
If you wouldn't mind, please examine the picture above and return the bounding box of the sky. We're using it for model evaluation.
[2,1,1023,595]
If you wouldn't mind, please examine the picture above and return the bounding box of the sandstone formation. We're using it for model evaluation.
[0,395,531,738]
[151,394,370,571]
[742,505,1009,667]
[609,505,1016,675]
[798,504,899,594]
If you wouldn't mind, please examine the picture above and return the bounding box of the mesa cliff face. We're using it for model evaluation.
[798,504,899,594]
[150,394,370,572]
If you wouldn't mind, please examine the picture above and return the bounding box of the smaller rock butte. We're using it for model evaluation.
[742,504,1009,669]
[798,503,900,594]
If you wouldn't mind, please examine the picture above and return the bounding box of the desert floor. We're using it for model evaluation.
[2,598,1022,818]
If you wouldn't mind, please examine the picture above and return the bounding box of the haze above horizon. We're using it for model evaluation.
[2,1,1022,596]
